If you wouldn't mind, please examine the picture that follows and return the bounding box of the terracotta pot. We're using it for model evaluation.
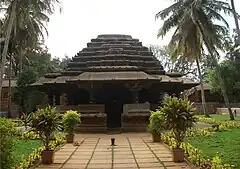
[152,133,161,142]
[172,148,184,162]
[66,134,74,143]
[41,150,54,164]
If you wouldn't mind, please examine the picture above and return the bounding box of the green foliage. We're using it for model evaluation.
[0,118,18,169]
[160,97,196,148]
[62,110,81,134]
[162,118,240,168]
[20,112,32,129]
[17,137,65,169]
[21,131,40,140]
[13,140,41,166]
[206,59,240,100]
[148,110,165,135]
[12,67,47,114]
[189,129,240,168]
[29,106,62,150]
[196,116,217,124]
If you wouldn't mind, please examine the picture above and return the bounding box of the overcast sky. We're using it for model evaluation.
[45,0,240,58]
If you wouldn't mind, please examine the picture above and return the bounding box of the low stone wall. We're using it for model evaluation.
[193,102,240,115]
[193,102,220,114]
[216,108,240,116]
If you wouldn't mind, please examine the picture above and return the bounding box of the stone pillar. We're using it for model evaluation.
[89,84,95,103]
[60,93,67,105]
[53,95,56,106]
[132,89,139,103]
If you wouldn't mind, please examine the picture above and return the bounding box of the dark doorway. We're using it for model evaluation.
[106,100,122,128]
[101,84,130,129]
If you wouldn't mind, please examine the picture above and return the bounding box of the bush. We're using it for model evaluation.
[29,106,62,151]
[160,97,196,148]
[21,131,40,140]
[62,110,81,134]
[148,111,165,135]
[0,118,18,169]
[196,116,217,124]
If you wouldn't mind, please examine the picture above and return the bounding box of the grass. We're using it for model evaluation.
[13,139,41,165]
[210,114,240,122]
[188,128,240,168]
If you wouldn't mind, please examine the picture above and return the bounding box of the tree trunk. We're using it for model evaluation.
[230,0,240,45]
[19,49,23,73]
[0,0,17,110]
[8,55,12,117]
[196,56,209,117]
[196,21,235,120]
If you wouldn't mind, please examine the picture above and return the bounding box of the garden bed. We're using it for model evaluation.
[13,139,41,166]
[187,128,240,168]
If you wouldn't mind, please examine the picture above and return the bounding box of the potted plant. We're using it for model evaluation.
[148,111,165,142]
[62,110,81,143]
[30,106,62,164]
[160,96,196,162]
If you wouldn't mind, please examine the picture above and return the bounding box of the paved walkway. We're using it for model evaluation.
[38,133,191,169]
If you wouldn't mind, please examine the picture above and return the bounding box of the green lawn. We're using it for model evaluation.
[210,114,240,122]
[188,128,240,168]
[13,139,41,165]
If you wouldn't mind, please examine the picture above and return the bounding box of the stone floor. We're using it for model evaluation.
[37,133,191,169]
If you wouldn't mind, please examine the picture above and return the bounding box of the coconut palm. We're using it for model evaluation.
[229,0,240,45]
[156,0,235,120]
[0,0,61,104]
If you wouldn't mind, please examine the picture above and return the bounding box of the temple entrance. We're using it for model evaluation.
[106,100,122,129]
[101,83,131,130]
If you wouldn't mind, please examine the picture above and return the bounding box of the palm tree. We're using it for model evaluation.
[156,0,235,120]
[229,0,240,45]
[156,0,209,117]
[0,0,61,106]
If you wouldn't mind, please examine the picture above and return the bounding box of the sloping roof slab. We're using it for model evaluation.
[67,71,158,82]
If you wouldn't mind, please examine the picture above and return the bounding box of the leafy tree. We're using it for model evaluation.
[150,45,212,81]
[12,66,48,115]
[0,0,61,104]
[156,0,235,119]
[207,59,240,102]
[12,67,37,114]
[50,55,71,72]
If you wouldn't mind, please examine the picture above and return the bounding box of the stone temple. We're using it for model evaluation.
[33,34,197,132]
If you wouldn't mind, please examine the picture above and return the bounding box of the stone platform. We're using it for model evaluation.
[37,133,191,169]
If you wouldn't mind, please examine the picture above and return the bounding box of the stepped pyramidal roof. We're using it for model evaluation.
[33,34,197,85]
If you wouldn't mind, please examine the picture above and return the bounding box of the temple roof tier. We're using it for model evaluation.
[32,34,197,87]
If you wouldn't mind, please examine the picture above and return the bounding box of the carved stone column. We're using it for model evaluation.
[89,84,95,103]
[131,89,139,103]
[60,93,67,105]
[53,95,56,106]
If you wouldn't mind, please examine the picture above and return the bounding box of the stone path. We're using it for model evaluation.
[38,133,191,169]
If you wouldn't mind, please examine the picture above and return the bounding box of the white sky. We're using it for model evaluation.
[45,0,240,58]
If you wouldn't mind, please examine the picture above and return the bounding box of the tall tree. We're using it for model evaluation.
[156,0,235,119]
[0,0,61,108]
[229,0,240,45]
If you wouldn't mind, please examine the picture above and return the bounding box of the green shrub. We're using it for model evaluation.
[29,106,62,150]
[196,116,217,124]
[21,131,40,140]
[62,110,81,134]
[160,97,196,148]
[148,110,165,135]
[0,118,18,169]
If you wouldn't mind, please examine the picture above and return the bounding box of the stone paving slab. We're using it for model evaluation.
[37,133,191,169]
